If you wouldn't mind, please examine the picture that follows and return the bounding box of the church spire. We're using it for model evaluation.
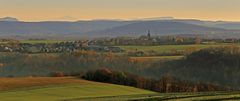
[147,30,151,40]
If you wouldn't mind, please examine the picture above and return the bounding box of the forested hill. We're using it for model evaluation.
[148,46,240,89]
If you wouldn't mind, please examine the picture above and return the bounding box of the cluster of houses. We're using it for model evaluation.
[0,41,124,53]
[91,35,201,46]
[87,31,205,46]
[1,30,239,53]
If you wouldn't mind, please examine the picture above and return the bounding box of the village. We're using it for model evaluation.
[0,31,239,54]
[0,40,124,53]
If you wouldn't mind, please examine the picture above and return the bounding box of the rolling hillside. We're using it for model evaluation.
[0,77,239,101]
[0,77,156,101]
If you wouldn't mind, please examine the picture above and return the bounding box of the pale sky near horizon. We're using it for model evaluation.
[0,0,240,21]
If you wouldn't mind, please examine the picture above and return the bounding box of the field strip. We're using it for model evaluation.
[61,93,161,101]
[172,94,240,101]
[61,92,240,101]
[198,96,240,101]
[162,92,240,101]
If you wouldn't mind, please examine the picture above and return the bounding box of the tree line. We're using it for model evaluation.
[81,68,230,93]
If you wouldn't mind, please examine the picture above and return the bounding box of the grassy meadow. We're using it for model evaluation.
[120,44,239,61]
[129,56,184,62]
[20,40,63,44]
[0,77,156,101]
[119,44,229,54]
[0,77,239,101]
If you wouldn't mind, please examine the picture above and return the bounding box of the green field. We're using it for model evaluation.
[0,84,156,101]
[135,92,240,101]
[20,40,63,44]
[0,77,239,101]
[0,77,156,101]
[120,44,228,53]
[130,56,184,61]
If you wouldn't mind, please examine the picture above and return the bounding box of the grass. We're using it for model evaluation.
[0,77,156,101]
[119,44,233,54]
[20,40,62,44]
[0,77,238,101]
[131,92,240,101]
[173,93,240,101]
[0,77,89,91]
[130,56,184,61]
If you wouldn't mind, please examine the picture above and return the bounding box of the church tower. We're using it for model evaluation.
[147,30,151,40]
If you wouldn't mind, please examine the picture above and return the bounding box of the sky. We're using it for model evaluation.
[0,0,240,21]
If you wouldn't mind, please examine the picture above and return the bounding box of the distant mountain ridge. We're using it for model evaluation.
[0,17,240,39]
[0,20,130,34]
[90,21,232,36]
[0,17,19,22]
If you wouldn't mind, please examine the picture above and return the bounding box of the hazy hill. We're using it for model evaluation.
[0,20,130,35]
[0,17,19,22]
[214,22,240,30]
[90,21,233,36]
[172,19,240,30]
[0,17,240,39]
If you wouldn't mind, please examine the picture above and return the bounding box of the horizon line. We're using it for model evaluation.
[1,16,240,22]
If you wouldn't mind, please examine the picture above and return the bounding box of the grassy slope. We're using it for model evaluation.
[20,40,62,44]
[119,44,229,53]
[0,77,156,101]
[171,93,240,101]
[130,56,184,62]
[135,92,240,101]
[0,77,238,101]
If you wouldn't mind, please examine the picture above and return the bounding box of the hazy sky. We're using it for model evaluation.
[0,0,240,21]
